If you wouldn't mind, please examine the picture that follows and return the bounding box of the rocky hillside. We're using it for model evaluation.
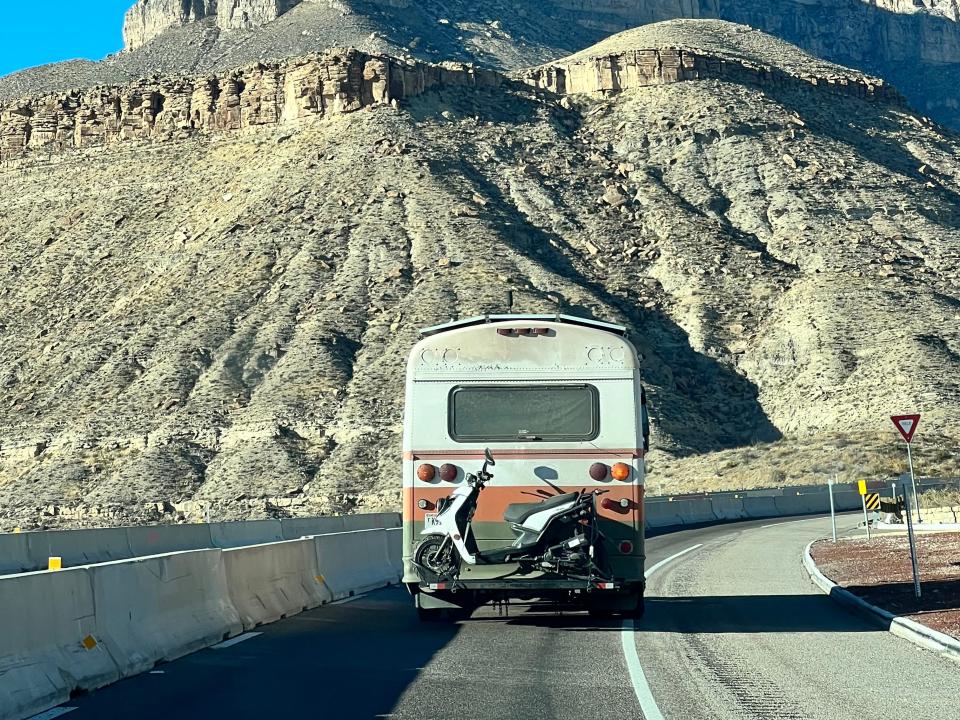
[2,0,960,129]
[0,19,958,528]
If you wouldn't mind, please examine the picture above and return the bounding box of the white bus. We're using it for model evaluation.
[402,314,649,619]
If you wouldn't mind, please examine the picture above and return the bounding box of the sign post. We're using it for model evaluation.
[902,481,922,599]
[890,414,922,523]
[828,475,837,542]
[858,480,871,540]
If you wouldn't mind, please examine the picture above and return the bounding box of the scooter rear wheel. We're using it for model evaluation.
[414,536,460,578]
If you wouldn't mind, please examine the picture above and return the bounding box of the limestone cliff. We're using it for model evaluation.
[123,0,217,50]
[5,0,960,128]
[0,50,499,163]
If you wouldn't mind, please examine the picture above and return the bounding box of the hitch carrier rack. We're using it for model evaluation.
[425,579,621,591]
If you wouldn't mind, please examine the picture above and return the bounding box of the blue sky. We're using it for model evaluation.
[0,1,132,77]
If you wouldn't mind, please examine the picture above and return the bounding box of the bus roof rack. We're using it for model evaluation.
[419,314,627,338]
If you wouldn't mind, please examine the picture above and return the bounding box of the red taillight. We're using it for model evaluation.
[589,463,609,481]
[417,464,436,482]
[439,463,458,482]
[619,541,634,554]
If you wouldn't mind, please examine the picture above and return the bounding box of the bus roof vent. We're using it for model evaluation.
[418,314,627,338]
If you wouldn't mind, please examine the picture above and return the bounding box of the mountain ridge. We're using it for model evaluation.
[0,19,957,528]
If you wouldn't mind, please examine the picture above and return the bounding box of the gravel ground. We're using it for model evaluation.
[812,532,960,640]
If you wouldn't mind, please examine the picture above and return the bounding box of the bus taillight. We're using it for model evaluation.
[589,463,609,481]
[611,463,631,481]
[417,464,436,482]
[439,463,458,481]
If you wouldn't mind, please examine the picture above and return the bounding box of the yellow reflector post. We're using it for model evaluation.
[315,575,325,583]
[82,635,98,650]
[48,557,63,571]
[13,527,21,533]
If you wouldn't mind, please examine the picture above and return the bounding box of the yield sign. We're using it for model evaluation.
[891,414,921,443]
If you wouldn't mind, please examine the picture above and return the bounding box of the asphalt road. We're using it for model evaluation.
[53,515,959,720]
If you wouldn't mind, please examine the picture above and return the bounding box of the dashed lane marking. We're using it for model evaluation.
[212,632,263,649]
[27,708,77,720]
[622,543,704,720]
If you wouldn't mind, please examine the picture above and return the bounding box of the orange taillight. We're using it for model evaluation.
[611,462,631,481]
[417,464,436,482]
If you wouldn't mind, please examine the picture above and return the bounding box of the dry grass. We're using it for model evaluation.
[918,489,960,509]
[648,431,960,495]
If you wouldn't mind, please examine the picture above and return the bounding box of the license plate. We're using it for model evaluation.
[424,513,440,528]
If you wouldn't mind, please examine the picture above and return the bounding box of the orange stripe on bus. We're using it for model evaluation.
[403,485,644,524]
[403,449,645,461]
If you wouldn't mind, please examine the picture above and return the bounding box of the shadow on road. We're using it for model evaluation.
[468,593,887,634]
[67,587,461,719]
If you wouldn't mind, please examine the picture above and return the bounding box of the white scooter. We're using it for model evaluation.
[413,449,609,581]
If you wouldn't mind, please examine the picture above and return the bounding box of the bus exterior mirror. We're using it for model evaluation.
[484,448,496,466]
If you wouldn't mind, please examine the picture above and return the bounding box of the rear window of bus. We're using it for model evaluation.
[448,385,599,442]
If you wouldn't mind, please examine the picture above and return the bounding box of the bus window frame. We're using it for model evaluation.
[447,383,601,443]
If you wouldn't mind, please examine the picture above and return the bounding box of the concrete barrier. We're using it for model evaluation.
[125,523,214,558]
[0,568,119,720]
[90,550,241,677]
[313,529,396,599]
[681,498,716,524]
[25,527,132,570]
[223,539,330,631]
[386,528,404,579]
[0,532,30,575]
[280,513,401,540]
[644,501,686,529]
[280,516,348,540]
[344,512,402,530]
[710,497,748,521]
[742,496,779,519]
[211,520,284,548]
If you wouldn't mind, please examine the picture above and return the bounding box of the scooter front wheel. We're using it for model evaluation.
[414,536,460,579]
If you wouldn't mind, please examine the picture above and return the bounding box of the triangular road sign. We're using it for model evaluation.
[890,414,921,443]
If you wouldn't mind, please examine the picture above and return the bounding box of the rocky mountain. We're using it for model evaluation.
[2,0,960,129]
[0,18,957,529]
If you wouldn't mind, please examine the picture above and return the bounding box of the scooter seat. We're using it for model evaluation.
[503,492,580,526]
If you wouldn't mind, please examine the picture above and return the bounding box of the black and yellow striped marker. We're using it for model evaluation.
[865,493,881,511]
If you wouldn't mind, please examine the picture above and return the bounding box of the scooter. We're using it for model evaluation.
[413,449,611,582]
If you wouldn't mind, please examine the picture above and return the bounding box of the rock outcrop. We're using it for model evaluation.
[522,47,904,107]
[0,50,500,163]
[123,0,217,50]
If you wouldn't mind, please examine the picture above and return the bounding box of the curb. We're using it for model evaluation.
[803,540,960,663]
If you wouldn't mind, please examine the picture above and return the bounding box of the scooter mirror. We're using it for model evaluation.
[484,448,496,466]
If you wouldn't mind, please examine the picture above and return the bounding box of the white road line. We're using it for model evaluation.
[760,517,816,529]
[212,632,262,649]
[27,708,77,720]
[643,544,703,580]
[622,543,703,720]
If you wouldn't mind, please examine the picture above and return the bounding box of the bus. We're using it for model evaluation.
[401,314,649,619]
